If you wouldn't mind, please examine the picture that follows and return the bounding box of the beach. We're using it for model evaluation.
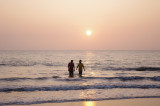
[8,98,160,106]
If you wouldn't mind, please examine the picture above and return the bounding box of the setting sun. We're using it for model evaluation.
[86,30,92,36]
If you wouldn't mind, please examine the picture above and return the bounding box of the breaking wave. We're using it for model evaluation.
[1,84,160,92]
[0,76,160,82]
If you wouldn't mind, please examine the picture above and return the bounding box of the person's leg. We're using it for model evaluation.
[79,70,82,76]
[69,70,73,77]
[69,71,71,76]
[71,71,73,77]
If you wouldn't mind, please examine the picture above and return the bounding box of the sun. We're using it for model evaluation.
[86,30,92,36]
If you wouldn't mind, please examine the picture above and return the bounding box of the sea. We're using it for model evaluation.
[0,50,160,105]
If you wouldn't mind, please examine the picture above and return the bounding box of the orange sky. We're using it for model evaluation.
[0,0,160,50]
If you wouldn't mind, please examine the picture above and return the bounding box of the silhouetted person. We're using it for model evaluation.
[77,60,85,77]
[68,60,75,77]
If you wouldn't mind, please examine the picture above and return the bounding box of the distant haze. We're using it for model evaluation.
[0,0,160,50]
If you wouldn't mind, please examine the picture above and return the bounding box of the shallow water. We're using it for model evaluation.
[0,50,160,105]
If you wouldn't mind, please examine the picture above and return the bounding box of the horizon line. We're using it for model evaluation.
[0,49,160,51]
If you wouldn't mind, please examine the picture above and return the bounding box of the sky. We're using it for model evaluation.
[0,0,160,50]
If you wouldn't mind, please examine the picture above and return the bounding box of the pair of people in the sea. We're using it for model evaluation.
[68,60,85,77]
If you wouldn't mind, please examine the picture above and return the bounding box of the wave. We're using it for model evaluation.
[102,67,160,71]
[0,63,62,67]
[0,64,6,66]
[0,63,36,67]
[1,76,160,82]
[1,96,160,105]
[1,84,160,92]
[0,76,60,81]
[84,76,160,81]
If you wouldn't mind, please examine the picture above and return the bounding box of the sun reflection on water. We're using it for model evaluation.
[83,101,96,106]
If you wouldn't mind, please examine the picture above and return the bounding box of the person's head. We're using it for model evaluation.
[71,60,73,63]
[79,60,82,63]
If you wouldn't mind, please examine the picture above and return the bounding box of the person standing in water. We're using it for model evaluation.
[76,60,85,77]
[68,60,75,77]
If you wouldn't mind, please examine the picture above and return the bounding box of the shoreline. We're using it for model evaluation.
[6,98,160,106]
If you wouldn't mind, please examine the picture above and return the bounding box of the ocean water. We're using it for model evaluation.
[0,50,160,105]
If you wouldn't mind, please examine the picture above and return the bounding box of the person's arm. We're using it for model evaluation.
[68,63,70,71]
[73,64,75,71]
[83,64,85,71]
[76,64,79,70]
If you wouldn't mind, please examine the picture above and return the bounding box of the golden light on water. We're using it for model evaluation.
[80,90,96,106]
[83,101,95,106]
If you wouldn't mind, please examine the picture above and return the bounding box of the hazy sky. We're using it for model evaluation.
[0,0,160,50]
